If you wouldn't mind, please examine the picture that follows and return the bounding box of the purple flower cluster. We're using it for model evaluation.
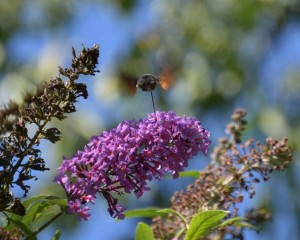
[54,111,210,220]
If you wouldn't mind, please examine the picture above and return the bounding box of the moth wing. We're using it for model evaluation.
[158,69,173,91]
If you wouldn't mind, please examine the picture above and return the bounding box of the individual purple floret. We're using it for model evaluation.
[54,111,210,220]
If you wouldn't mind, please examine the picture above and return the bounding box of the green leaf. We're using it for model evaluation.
[22,201,53,225]
[125,208,168,218]
[31,205,61,230]
[22,195,50,209]
[234,221,260,231]
[135,222,154,240]
[7,217,37,240]
[23,195,67,209]
[45,198,68,207]
[165,170,201,179]
[178,170,201,178]
[158,208,188,226]
[6,194,66,235]
[6,195,52,222]
[52,230,61,240]
[19,195,66,225]
[218,217,246,228]
[185,210,228,240]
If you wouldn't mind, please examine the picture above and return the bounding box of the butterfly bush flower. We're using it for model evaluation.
[54,111,210,220]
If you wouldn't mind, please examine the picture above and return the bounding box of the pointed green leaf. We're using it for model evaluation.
[125,208,168,218]
[21,195,66,224]
[31,205,61,230]
[135,222,154,240]
[7,195,66,233]
[165,170,201,179]
[6,195,52,222]
[185,210,228,240]
[22,195,50,208]
[23,195,67,209]
[22,201,53,225]
[52,230,61,240]
[218,217,246,228]
[178,170,201,178]
[45,198,68,207]
[233,221,259,231]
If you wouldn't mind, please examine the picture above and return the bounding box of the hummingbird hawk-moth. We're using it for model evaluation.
[136,73,172,92]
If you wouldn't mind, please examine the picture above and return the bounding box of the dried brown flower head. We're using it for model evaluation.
[0,227,23,240]
[0,45,100,216]
[151,108,292,239]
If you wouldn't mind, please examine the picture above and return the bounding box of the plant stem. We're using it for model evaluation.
[7,119,49,192]
[9,79,73,190]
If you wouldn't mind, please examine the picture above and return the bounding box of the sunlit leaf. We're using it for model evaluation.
[31,205,62,230]
[125,208,168,218]
[234,221,259,231]
[52,230,61,240]
[135,222,154,240]
[218,217,246,228]
[185,210,228,240]
[165,170,201,179]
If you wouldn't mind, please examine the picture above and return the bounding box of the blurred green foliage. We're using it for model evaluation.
[117,0,299,111]
[114,1,300,239]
